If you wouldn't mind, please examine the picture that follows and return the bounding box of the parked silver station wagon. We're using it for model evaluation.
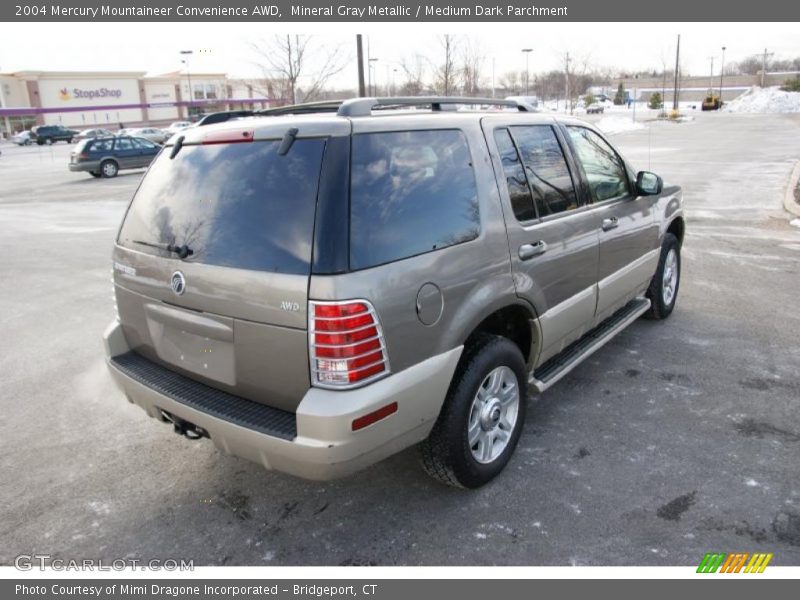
[104,97,684,488]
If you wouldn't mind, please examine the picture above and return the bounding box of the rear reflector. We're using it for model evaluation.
[201,129,255,144]
[309,299,390,388]
[352,402,398,431]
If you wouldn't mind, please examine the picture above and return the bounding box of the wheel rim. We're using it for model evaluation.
[468,366,520,464]
[662,248,679,306]
[103,162,117,176]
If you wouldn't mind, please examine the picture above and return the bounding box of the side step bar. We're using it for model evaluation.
[530,297,651,393]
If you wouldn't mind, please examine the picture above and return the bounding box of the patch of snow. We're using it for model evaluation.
[745,478,760,487]
[790,218,800,228]
[723,86,800,113]
[595,116,646,134]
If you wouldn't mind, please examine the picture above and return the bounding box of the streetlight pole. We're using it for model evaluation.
[719,46,726,105]
[522,48,532,95]
[0,67,11,138]
[180,50,194,119]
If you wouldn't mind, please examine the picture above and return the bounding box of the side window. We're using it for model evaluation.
[566,126,630,202]
[91,139,113,152]
[493,129,536,222]
[350,129,480,270]
[132,138,156,149]
[510,125,580,217]
[115,138,133,151]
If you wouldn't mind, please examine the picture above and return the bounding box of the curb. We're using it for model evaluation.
[784,159,800,218]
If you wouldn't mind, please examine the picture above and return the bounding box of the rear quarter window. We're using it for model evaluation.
[349,129,480,270]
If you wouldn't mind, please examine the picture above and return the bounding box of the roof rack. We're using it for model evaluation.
[196,97,530,125]
[254,100,343,117]
[337,96,530,117]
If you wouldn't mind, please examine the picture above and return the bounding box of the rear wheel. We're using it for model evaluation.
[645,233,680,320]
[420,334,527,488]
[100,160,118,178]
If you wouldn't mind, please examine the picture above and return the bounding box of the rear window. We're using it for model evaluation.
[349,129,480,270]
[117,139,326,274]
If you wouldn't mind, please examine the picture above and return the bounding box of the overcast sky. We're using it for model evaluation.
[1,22,798,90]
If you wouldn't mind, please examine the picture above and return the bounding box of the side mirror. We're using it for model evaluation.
[636,171,663,196]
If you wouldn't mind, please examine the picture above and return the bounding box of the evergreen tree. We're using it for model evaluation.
[613,82,626,105]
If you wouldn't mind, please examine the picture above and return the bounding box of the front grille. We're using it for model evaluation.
[110,351,297,440]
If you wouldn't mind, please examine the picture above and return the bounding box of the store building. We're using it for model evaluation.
[0,70,271,136]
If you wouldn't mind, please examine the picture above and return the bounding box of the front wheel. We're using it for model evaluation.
[420,334,527,488]
[645,232,680,320]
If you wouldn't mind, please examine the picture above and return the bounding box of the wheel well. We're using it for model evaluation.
[465,305,535,363]
[667,217,685,247]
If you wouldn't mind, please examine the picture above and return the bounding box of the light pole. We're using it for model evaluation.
[180,50,194,118]
[522,48,532,95]
[719,46,726,106]
[369,58,379,96]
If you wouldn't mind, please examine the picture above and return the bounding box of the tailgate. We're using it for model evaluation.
[112,135,328,412]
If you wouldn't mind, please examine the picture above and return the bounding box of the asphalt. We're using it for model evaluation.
[1,112,799,567]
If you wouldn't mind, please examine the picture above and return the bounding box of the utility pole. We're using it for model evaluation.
[760,48,774,87]
[356,35,366,97]
[180,50,194,118]
[707,56,715,91]
[0,67,11,138]
[491,57,496,98]
[672,34,680,111]
[366,37,372,95]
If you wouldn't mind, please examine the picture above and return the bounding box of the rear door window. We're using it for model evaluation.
[349,129,479,270]
[493,128,536,222]
[91,139,113,152]
[117,139,326,274]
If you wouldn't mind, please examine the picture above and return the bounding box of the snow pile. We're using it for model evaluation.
[723,86,800,113]
[595,116,646,134]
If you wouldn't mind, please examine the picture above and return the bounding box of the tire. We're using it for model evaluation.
[100,160,118,178]
[420,334,527,489]
[45,138,53,145]
[36,140,44,146]
[644,232,680,320]
[66,138,73,144]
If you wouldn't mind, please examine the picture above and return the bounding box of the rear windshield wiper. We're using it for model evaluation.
[131,240,194,259]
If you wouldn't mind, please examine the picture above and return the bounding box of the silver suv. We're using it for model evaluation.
[104,97,684,488]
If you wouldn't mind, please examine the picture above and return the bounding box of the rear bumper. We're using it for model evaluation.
[103,320,461,480]
[69,161,99,172]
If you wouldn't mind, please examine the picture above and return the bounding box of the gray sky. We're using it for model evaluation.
[1,22,798,90]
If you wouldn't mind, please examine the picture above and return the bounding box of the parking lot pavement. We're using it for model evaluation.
[1,113,799,567]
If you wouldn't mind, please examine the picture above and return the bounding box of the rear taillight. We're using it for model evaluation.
[309,300,390,388]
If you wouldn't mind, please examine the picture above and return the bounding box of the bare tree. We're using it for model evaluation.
[251,35,347,104]
[498,70,523,95]
[461,36,484,96]
[432,34,460,96]
[399,54,429,96]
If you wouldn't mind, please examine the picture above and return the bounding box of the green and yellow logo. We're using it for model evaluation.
[697,552,773,573]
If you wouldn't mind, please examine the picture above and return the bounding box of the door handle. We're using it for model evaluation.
[519,241,547,260]
[601,217,619,232]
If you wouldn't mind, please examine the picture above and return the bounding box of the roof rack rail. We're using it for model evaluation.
[337,96,529,117]
[254,100,343,117]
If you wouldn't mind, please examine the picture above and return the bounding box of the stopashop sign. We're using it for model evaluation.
[60,87,124,101]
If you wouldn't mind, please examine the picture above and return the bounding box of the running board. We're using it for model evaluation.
[530,298,651,393]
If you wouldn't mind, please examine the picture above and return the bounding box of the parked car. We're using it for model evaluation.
[30,125,79,145]
[165,121,192,135]
[104,96,684,488]
[12,131,33,145]
[69,136,161,178]
[586,105,605,114]
[75,128,116,141]
[129,127,168,145]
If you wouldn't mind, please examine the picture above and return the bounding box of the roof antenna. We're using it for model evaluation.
[278,127,299,156]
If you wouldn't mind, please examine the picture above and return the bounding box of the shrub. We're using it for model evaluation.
[780,77,800,92]
[584,93,596,106]
[613,82,626,105]
[648,92,663,110]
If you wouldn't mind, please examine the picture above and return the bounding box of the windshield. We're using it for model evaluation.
[117,138,326,274]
